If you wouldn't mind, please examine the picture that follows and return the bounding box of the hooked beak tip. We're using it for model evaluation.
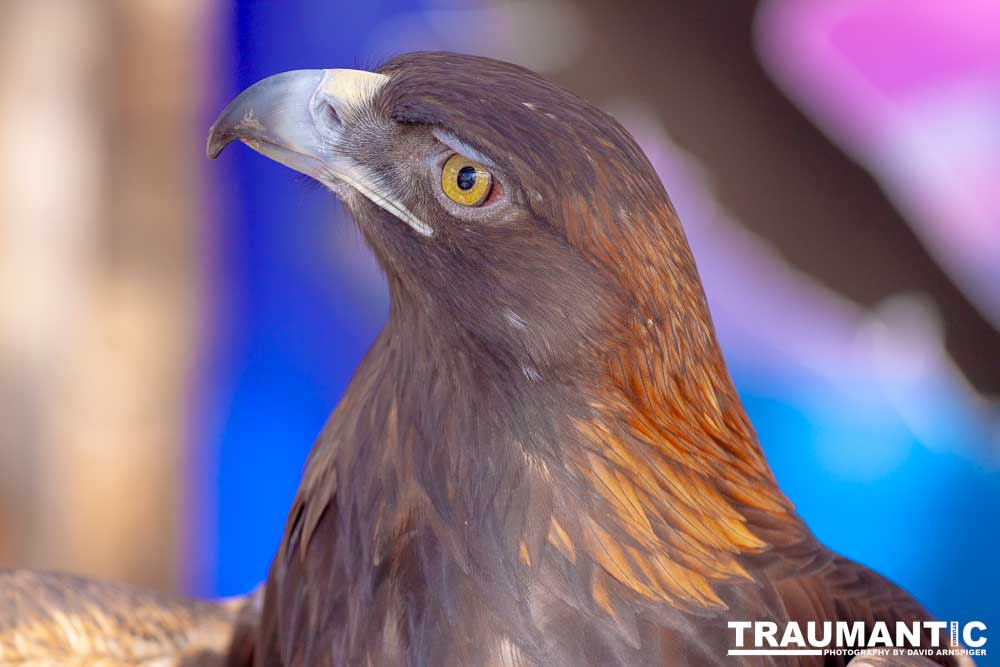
[203,67,431,237]
[205,127,232,160]
[204,69,327,162]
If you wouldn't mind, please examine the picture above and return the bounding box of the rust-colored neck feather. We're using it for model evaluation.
[542,189,803,613]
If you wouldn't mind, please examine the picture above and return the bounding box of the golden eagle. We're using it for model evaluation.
[0,52,963,667]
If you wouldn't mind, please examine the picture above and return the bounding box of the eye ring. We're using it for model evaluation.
[441,154,492,206]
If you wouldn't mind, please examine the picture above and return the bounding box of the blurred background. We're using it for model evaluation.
[1,0,997,658]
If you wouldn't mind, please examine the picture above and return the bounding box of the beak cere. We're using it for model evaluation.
[207,68,433,237]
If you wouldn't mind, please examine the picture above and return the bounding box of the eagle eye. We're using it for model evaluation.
[441,153,493,207]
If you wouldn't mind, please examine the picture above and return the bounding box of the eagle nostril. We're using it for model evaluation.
[319,100,340,129]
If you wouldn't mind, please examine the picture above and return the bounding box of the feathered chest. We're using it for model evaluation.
[254,335,803,667]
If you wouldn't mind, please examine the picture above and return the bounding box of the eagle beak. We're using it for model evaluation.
[207,68,433,237]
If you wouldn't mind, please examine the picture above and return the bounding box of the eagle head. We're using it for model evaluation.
[207,52,704,378]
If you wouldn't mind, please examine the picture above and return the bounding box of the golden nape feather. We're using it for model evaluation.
[0,571,253,666]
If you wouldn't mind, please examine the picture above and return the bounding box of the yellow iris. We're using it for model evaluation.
[441,154,492,206]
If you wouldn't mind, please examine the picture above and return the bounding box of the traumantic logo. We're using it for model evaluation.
[728,620,987,660]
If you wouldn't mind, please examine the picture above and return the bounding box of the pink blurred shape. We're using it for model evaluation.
[755,0,1000,331]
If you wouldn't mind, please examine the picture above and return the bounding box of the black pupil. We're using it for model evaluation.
[456,166,478,191]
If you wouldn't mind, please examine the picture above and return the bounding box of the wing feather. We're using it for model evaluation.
[0,570,253,666]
